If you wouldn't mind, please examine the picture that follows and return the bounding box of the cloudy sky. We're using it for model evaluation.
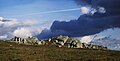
[0,0,80,39]
[0,0,80,22]
[0,0,120,43]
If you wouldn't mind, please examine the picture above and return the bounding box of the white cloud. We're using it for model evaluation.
[0,35,7,39]
[80,7,89,14]
[0,21,4,24]
[0,17,43,39]
[3,20,19,27]
[0,17,4,20]
[80,6,106,15]
[0,17,38,27]
[30,27,44,35]
[21,20,38,26]
[13,27,44,38]
[80,36,93,43]
[97,7,106,13]
[13,27,32,38]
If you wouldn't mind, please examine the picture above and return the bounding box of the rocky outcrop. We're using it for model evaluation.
[10,36,45,45]
[50,35,69,47]
[10,35,107,50]
[47,35,107,50]
[11,36,27,44]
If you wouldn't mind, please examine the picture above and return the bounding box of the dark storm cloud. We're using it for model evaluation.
[50,14,120,36]
[37,0,120,39]
[74,0,92,5]
[74,0,120,15]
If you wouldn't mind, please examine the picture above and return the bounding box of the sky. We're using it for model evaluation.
[0,0,80,22]
[0,0,120,42]
[0,0,81,39]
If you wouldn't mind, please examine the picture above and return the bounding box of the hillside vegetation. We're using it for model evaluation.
[0,40,120,61]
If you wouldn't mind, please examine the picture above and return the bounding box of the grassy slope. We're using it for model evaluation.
[0,41,120,61]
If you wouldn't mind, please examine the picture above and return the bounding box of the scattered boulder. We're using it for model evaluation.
[65,39,82,48]
[50,35,69,46]
[36,40,45,45]
[10,36,45,45]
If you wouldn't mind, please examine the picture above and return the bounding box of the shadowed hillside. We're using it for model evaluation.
[0,40,120,61]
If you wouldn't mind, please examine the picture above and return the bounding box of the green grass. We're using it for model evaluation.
[0,40,120,61]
